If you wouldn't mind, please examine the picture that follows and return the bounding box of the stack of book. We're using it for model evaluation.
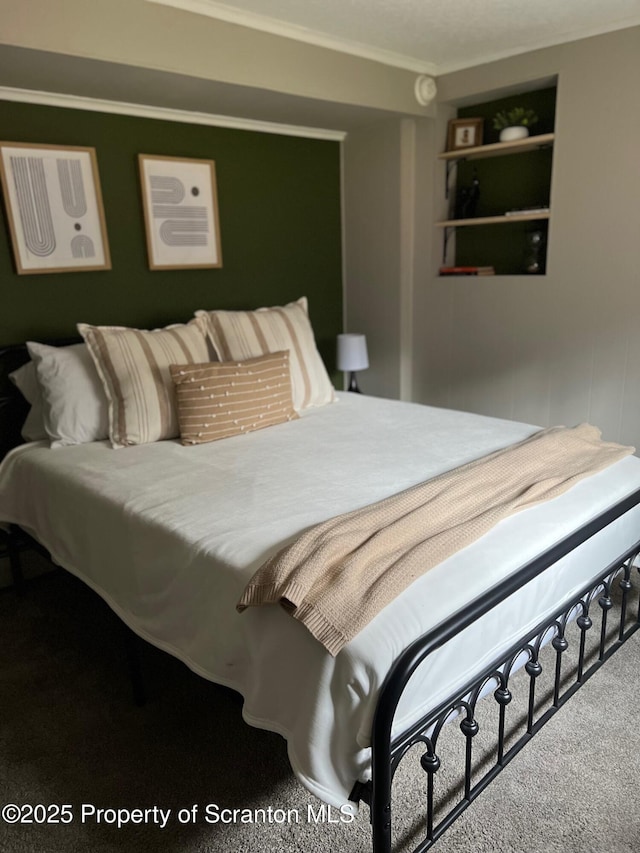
[439,265,495,276]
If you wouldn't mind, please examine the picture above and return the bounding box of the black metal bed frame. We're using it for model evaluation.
[2,340,640,852]
[0,340,149,706]
[353,490,640,852]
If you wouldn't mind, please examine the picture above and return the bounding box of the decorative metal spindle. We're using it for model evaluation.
[619,569,632,640]
[551,633,568,707]
[576,613,592,683]
[460,716,479,801]
[420,749,441,842]
[598,592,613,660]
[525,658,542,733]
[494,685,512,765]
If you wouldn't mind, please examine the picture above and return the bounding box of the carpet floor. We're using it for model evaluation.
[1,563,639,853]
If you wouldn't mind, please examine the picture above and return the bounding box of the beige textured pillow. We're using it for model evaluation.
[170,351,299,445]
[78,319,210,448]
[195,297,335,411]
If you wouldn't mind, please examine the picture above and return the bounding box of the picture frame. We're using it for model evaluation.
[0,142,111,275]
[446,118,484,152]
[138,154,222,270]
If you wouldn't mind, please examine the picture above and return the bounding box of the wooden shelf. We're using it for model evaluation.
[438,133,555,163]
[437,212,550,228]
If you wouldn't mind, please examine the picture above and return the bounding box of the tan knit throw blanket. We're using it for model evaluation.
[237,424,634,656]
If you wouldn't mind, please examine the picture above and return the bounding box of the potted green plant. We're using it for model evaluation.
[493,107,539,142]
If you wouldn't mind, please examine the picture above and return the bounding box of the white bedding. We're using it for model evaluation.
[1,392,639,809]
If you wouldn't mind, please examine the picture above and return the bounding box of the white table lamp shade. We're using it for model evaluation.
[337,334,369,372]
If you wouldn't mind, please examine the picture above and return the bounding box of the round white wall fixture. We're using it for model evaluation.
[414,75,437,106]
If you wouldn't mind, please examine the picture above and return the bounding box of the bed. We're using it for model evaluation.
[1,323,639,853]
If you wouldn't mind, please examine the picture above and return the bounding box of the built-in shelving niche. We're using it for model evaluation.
[438,84,557,277]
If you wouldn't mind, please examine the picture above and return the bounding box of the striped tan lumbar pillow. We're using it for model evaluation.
[78,319,210,448]
[195,297,335,411]
[170,351,299,445]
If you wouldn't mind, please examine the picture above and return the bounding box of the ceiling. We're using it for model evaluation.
[148,0,640,74]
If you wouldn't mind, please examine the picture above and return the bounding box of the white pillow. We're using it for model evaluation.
[8,361,48,442]
[26,342,109,448]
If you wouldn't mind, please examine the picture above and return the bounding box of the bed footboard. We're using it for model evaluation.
[357,489,640,853]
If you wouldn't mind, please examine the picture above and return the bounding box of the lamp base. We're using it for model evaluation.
[347,372,361,393]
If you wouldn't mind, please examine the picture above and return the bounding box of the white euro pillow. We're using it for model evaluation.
[8,361,48,442]
[26,341,109,448]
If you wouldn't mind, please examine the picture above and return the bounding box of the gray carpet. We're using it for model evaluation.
[1,559,639,853]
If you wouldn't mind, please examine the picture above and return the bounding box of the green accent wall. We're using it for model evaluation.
[0,100,343,375]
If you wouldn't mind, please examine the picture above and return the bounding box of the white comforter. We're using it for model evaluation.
[1,393,639,808]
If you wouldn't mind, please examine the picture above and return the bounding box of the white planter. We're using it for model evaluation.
[499,126,530,142]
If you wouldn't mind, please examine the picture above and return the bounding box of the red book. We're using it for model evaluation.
[439,265,495,275]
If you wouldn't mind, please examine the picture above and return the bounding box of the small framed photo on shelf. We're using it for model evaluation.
[447,118,484,152]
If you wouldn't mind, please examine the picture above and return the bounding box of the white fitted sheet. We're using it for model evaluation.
[1,392,639,808]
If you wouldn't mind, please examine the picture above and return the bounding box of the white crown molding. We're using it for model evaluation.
[146,0,437,75]
[0,86,346,141]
